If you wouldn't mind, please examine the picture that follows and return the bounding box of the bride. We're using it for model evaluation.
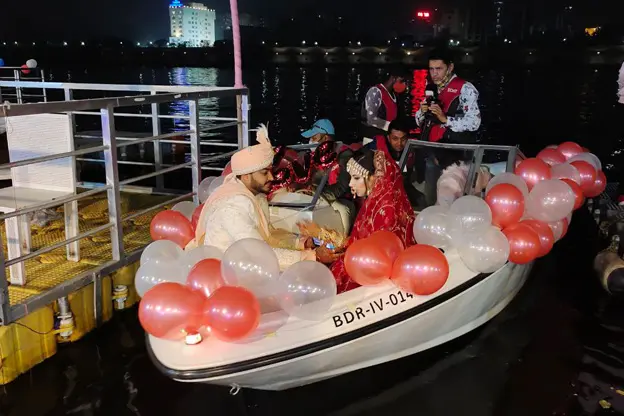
[330,149,416,292]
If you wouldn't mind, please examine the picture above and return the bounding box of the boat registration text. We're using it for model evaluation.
[332,290,415,328]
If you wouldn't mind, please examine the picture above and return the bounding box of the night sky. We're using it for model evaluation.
[2,0,621,42]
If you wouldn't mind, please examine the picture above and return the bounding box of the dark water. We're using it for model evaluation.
[1,66,622,415]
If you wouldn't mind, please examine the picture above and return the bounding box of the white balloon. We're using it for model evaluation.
[486,172,529,199]
[221,238,281,307]
[171,201,196,221]
[448,195,493,242]
[135,262,186,297]
[457,226,510,273]
[207,176,225,197]
[526,179,575,222]
[140,240,183,266]
[179,245,223,274]
[568,152,602,171]
[198,177,216,203]
[277,261,337,321]
[26,59,37,69]
[551,163,582,185]
[413,205,452,249]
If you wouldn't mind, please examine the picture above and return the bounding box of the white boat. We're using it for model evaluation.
[147,141,530,391]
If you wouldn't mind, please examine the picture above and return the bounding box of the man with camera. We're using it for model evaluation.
[416,49,481,144]
[415,48,482,206]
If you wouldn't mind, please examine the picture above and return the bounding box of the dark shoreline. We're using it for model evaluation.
[1,45,623,68]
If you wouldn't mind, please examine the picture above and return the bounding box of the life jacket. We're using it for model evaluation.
[427,77,466,143]
[373,135,415,172]
[361,84,398,126]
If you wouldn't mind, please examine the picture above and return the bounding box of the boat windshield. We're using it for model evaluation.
[397,140,522,211]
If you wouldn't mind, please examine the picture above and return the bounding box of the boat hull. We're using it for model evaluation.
[148,261,531,391]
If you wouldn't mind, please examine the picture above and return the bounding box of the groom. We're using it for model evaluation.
[192,125,340,269]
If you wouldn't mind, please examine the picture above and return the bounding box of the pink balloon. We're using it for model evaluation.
[551,163,582,185]
[570,161,597,195]
[391,245,449,295]
[526,179,575,222]
[221,162,232,177]
[557,142,584,160]
[585,170,607,198]
[138,282,206,340]
[485,183,525,229]
[191,203,204,231]
[187,259,225,298]
[150,210,195,248]
[515,158,551,190]
[204,286,261,342]
[537,148,566,166]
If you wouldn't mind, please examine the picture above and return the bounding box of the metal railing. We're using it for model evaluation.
[0,80,251,188]
[0,84,249,325]
[398,140,523,196]
[0,67,47,104]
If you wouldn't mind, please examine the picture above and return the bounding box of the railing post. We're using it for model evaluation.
[40,69,48,102]
[64,88,81,262]
[236,93,249,149]
[189,100,201,205]
[0,238,11,325]
[150,91,164,191]
[13,70,22,104]
[101,106,124,260]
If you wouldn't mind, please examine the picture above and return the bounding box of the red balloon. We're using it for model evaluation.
[560,179,585,210]
[502,223,541,264]
[585,170,607,198]
[187,259,225,298]
[204,286,261,342]
[515,158,551,190]
[391,245,449,295]
[520,220,555,258]
[485,183,525,229]
[560,217,570,239]
[368,230,405,263]
[191,203,204,231]
[536,148,566,166]
[344,237,394,286]
[557,142,584,160]
[138,282,206,340]
[150,210,195,248]
[20,64,31,75]
[569,161,597,195]
[581,147,590,153]
[221,162,232,177]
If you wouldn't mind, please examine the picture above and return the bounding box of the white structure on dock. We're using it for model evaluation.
[169,0,217,47]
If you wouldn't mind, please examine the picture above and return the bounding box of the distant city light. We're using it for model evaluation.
[137,42,141,46]
[302,40,306,45]
[357,41,361,45]
[63,42,68,46]
[120,42,124,45]
[32,42,35,46]
[314,41,318,45]
[149,41,153,45]
[562,38,567,42]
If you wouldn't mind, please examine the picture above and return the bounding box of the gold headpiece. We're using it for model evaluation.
[347,158,370,179]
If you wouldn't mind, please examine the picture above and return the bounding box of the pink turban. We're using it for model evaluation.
[231,124,275,175]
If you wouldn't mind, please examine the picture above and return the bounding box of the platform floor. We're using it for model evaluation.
[2,191,171,307]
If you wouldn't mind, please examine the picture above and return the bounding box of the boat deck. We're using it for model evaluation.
[4,191,168,307]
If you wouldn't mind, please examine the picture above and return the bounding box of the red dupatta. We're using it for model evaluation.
[330,151,415,292]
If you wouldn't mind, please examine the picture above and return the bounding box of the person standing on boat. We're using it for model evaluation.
[416,49,481,144]
[365,118,425,208]
[330,149,415,292]
[191,125,340,269]
[415,48,482,206]
[360,69,408,145]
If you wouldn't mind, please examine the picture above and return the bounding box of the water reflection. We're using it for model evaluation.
[47,65,622,176]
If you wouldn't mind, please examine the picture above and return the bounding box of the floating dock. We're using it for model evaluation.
[0,75,249,383]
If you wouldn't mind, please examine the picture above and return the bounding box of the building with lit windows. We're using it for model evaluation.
[169,1,216,47]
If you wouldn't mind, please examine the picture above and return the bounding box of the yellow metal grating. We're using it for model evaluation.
[3,192,176,306]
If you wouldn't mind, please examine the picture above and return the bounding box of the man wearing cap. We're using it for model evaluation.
[192,125,340,268]
[300,119,356,231]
